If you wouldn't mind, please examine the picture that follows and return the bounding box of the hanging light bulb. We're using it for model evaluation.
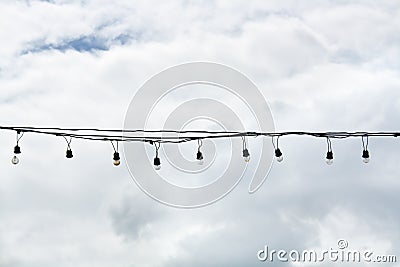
[63,137,73,159]
[326,151,334,165]
[242,136,250,162]
[361,136,370,164]
[362,149,370,163]
[154,156,161,170]
[275,148,283,162]
[196,139,204,165]
[113,152,121,166]
[243,148,250,162]
[272,136,283,162]
[110,141,121,166]
[11,155,19,165]
[12,131,23,165]
[325,137,334,165]
[196,151,204,165]
[153,142,161,170]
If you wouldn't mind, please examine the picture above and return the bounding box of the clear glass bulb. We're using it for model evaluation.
[276,155,284,162]
[326,158,334,165]
[11,155,19,165]
[362,157,370,164]
[154,165,161,171]
[197,159,204,165]
[244,156,250,163]
[113,160,121,166]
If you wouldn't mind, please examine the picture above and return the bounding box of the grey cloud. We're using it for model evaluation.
[110,193,166,241]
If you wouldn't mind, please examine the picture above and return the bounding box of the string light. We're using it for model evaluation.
[11,131,23,165]
[326,137,334,165]
[111,141,121,166]
[0,126,399,142]
[153,142,161,170]
[0,126,399,167]
[196,139,204,165]
[362,136,370,163]
[272,136,283,162]
[242,136,250,163]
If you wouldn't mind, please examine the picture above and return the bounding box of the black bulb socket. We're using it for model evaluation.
[14,145,21,154]
[154,157,161,166]
[362,150,369,159]
[66,149,73,158]
[197,151,203,160]
[275,148,282,157]
[326,151,333,160]
[243,148,250,158]
[113,152,120,161]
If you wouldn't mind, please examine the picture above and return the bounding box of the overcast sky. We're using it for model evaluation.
[1,0,400,266]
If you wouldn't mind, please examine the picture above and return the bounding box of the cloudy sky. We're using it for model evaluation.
[1,0,400,266]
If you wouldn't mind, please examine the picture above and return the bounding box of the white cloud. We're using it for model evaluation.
[0,0,399,266]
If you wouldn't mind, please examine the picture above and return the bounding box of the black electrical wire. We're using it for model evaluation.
[0,126,399,144]
[362,135,369,150]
